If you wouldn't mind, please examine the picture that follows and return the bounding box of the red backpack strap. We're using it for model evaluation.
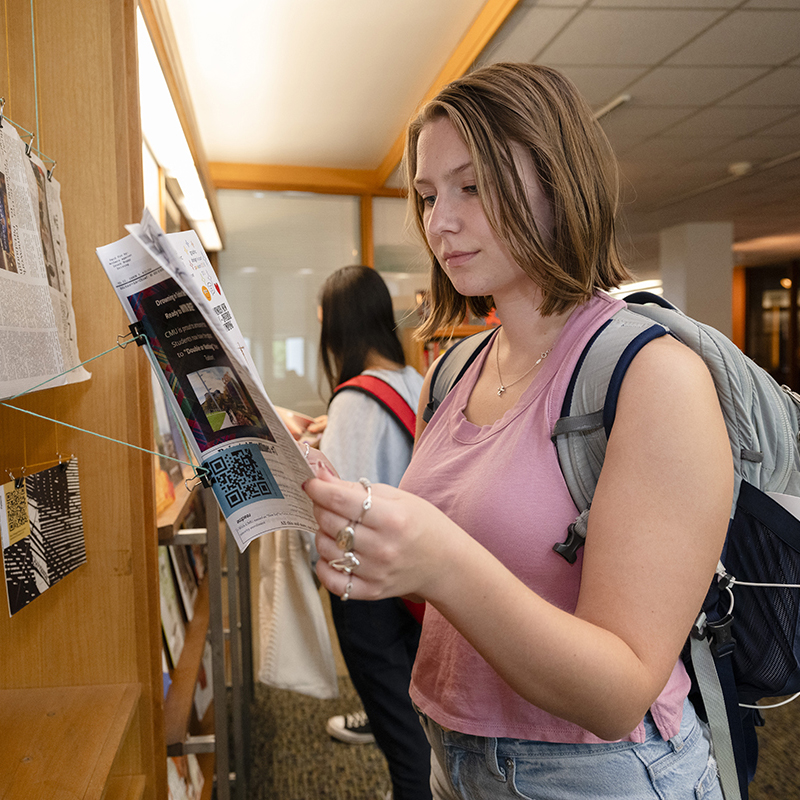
[332,374,424,623]
[332,374,416,441]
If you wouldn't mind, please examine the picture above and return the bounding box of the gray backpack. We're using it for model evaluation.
[424,292,800,800]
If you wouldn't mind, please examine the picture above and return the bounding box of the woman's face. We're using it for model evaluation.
[413,116,552,303]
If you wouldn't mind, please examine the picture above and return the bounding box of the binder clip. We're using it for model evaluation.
[185,466,212,493]
[117,322,147,349]
[8,468,25,489]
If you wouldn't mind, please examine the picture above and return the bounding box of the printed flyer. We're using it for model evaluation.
[96,210,316,551]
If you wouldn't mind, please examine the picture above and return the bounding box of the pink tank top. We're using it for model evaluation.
[402,292,690,744]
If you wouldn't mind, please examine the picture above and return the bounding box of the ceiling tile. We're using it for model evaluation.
[624,66,769,106]
[662,106,793,137]
[668,10,800,65]
[600,106,698,143]
[477,6,579,66]
[711,137,800,164]
[744,0,800,8]
[537,8,726,65]
[593,0,740,6]
[757,112,800,135]
[556,66,648,106]
[720,66,800,106]
[620,136,733,173]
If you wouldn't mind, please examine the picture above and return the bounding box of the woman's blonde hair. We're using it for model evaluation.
[405,62,631,338]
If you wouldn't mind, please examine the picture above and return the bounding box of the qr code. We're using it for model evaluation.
[213,302,234,331]
[5,485,28,529]
[206,447,278,509]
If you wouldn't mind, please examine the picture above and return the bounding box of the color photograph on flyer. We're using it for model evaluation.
[127,275,276,453]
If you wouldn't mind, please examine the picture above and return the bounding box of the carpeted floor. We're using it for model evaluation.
[246,681,800,799]
[748,697,800,799]
[248,675,391,800]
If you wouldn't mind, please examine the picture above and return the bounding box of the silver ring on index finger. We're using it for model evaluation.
[355,477,372,524]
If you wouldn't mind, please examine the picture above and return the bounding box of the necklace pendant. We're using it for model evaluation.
[497,386,506,396]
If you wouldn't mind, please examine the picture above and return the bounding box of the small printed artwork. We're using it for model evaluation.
[159,545,185,668]
[169,544,198,622]
[0,458,86,616]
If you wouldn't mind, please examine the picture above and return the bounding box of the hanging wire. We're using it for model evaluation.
[0,103,57,172]
[1,334,205,480]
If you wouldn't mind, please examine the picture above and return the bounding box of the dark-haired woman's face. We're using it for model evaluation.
[413,116,551,304]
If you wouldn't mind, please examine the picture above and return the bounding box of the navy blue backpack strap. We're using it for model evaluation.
[422,328,496,423]
[551,305,669,560]
[332,375,416,442]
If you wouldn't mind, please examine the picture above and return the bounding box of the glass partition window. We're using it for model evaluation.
[216,190,360,417]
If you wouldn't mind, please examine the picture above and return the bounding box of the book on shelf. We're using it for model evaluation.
[158,545,185,668]
[193,638,213,721]
[169,544,198,622]
[162,646,172,699]
[167,754,203,800]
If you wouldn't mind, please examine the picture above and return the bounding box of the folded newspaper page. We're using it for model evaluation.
[0,121,89,399]
[96,209,316,551]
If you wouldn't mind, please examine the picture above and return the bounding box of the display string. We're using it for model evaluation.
[1,338,204,477]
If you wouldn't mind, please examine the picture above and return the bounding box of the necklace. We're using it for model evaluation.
[495,334,552,397]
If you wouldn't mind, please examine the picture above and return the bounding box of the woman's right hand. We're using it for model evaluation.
[303,467,459,604]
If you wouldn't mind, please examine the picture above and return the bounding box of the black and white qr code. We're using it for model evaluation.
[206,447,277,509]
[5,485,28,530]
[213,302,234,331]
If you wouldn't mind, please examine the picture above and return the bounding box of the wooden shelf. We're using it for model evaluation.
[157,480,196,541]
[0,684,140,799]
[104,774,146,800]
[430,323,491,340]
[164,575,211,751]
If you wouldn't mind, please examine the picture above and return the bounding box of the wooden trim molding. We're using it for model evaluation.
[209,161,404,197]
[138,0,225,244]
[210,0,523,199]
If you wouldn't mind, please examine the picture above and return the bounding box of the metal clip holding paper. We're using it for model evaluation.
[117,322,147,349]
[7,468,25,489]
[185,466,212,493]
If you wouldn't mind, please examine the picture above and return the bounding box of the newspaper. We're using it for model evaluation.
[96,209,316,551]
[0,122,89,400]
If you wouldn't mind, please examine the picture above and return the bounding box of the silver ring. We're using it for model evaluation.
[342,579,353,602]
[356,477,372,524]
[330,552,360,573]
[303,441,310,459]
[336,524,355,551]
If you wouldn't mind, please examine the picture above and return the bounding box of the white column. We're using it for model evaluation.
[659,222,734,336]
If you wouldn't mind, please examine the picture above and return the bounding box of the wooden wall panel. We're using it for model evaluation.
[0,0,162,796]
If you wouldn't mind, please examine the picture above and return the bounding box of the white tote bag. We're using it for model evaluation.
[258,529,339,699]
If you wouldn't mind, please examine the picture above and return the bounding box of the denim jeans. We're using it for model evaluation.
[417,698,722,800]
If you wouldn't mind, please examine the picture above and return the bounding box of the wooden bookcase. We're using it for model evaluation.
[403,323,492,376]
[0,3,253,799]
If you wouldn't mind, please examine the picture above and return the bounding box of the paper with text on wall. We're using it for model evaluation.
[96,209,316,552]
[0,123,89,399]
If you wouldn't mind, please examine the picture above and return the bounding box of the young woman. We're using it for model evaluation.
[316,265,431,800]
[304,64,732,799]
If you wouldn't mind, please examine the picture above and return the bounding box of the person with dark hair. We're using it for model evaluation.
[316,265,431,800]
[304,64,732,799]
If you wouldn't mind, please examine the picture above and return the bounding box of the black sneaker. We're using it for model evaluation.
[325,710,375,744]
